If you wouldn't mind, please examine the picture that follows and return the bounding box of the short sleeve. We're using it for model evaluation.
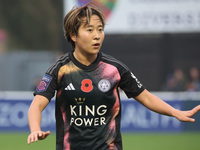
[34,71,58,101]
[119,69,145,98]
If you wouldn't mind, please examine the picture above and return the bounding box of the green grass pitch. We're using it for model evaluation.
[0,132,200,150]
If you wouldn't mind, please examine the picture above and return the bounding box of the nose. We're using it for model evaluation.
[93,30,100,40]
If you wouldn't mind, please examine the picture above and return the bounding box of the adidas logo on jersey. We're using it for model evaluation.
[65,83,75,90]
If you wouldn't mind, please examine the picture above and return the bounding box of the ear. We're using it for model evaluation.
[70,33,77,42]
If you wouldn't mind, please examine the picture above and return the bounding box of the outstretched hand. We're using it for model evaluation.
[27,131,50,144]
[174,105,200,122]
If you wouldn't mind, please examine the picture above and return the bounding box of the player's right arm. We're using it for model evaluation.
[27,95,50,144]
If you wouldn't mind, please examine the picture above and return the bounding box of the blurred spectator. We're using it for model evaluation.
[161,68,188,91]
[0,29,8,54]
[186,67,200,91]
[161,74,176,91]
[173,68,188,91]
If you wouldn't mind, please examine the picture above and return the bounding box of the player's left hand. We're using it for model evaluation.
[174,105,200,122]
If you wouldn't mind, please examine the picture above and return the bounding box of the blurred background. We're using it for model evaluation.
[0,0,200,150]
[0,0,200,91]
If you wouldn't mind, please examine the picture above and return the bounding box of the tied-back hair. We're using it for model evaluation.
[63,3,105,49]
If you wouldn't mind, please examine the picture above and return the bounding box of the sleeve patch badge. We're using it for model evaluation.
[36,74,52,92]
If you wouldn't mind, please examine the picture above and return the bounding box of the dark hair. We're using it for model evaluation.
[63,3,105,49]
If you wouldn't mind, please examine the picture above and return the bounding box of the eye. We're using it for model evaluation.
[87,28,93,32]
[99,28,104,32]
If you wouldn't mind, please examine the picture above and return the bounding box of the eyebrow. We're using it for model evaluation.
[85,24,103,28]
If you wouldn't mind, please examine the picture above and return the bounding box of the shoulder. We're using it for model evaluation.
[46,52,71,74]
[101,52,129,71]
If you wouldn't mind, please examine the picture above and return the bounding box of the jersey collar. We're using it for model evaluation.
[70,51,102,71]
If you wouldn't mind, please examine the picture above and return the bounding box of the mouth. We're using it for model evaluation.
[93,43,100,48]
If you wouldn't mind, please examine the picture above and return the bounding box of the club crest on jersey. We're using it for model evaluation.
[98,79,111,92]
[36,74,52,92]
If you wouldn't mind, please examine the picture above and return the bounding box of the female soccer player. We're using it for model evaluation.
[27,3,200,150]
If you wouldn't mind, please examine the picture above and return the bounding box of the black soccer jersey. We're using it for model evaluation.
[35,51,145,150]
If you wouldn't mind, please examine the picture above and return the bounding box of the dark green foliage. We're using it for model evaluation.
[0,0,63,50]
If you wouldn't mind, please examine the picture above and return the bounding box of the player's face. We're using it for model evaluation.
[72,15,105,57]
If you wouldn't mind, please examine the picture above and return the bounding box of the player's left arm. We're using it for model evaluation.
[134,89,200,122]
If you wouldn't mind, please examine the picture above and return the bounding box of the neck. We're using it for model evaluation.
[73,51,97,66]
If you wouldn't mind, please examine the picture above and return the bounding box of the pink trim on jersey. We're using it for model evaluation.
[108,84,120,150]
[61,106,70,150]
[99,62,121,149]
[63,132,70,150]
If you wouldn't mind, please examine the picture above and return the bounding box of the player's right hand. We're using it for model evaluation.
[27,130,50,144]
